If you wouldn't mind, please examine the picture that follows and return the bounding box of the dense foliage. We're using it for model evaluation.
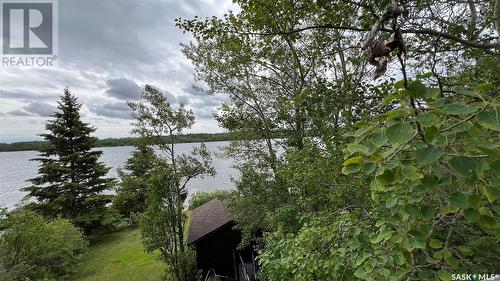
[0,209,87,281]
[179,0,500,280]
[129,85,215,281]
[23,89,115,233]
[188,190,234,210]
[114,143,156,218]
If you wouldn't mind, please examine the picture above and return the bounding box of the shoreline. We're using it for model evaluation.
[0,133,236,152]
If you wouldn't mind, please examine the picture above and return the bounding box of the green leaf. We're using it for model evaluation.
[476,110,500,131]
[416,112,439,127]
[342,156,363,174]
[404,204,420,218]
[346,144,369,155]
[490,160,500,177]
[402,165,423,181]
[468,194,482,209]
[421,175,438,190]
[342,156,363,166]
[424,126,439,143]
[394,80,405,89]
[377,169,395,185]
[429,239,442,249]
[362,163,377,175]
[416,146,445,165]
[449,156,477,178]
[458,245,474,257]
[434,248,452,260]
[438,270,452,281]
[354,268,366,279]
[342,164,361,175]
[416,72,433,79]
[421,205,435,219]
[464,208,480,223]
[477,144,500,159]
[479,215,495,231]
[482,185,500,202]
[354,126,372,138]
[443,103,478,115]
[382,91,405,106]
[386,197,398,208]
[408,80,427,98]
[455,87,479,98]
[449,192,469,209]
[386,122,414,146]
[370,131,387,147]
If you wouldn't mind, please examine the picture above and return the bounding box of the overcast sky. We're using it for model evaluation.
[0,0,235,143]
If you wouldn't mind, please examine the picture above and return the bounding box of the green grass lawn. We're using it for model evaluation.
[73,227,165,281]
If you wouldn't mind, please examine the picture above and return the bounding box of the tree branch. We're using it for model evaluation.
[234,25,500,49]
[401,28,499,49]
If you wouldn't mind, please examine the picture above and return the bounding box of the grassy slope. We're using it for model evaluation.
[73,227,164,281]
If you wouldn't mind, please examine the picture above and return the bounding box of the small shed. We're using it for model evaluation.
[188,199,257,281]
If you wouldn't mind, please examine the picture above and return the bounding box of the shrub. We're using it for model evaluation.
[0,210,88,281]
[188,190,234,210]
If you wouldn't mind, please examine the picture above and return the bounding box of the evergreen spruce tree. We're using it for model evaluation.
[24,89,114,232]
[114,142,156,217]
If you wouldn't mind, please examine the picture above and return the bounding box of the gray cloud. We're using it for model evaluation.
[0,89,59,101]
[106,78,142,100]
[6,102,57,117]
[24,102,58,117]
[195,107,216,119]
[89,102,133,119]
[0,0,235,141]
[177,95,190,105]
[7,110,32,116]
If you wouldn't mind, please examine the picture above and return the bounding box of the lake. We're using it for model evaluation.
[0,141,238,209]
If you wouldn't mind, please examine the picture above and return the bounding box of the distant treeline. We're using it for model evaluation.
[0,133,237,152]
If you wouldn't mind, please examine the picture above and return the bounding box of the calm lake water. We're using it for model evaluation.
[0,141,238,209]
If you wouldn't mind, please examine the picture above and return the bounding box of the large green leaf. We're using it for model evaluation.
[482,185,500,202]
[421,205,435,219]
[464,208,480,223]
[405,204,420,218]
[341,156,363,175]
[386,197,398,208]
[386,122,414,146]
[438,270,452,281]
[416,146,444,165]
[479,215,495,231]
[416,112,439,127]
[429,239,442,249]
[424,126,439,143]
[490,160,500,177]
[408,80,427,98]
[346,144,369,155]
[449,192,469,209]
[476,110,500,131]
[449,156,477,178]
[342,156,363,166]
[443,103,478,115]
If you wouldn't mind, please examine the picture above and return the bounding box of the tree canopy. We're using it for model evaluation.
[179,1,500,280]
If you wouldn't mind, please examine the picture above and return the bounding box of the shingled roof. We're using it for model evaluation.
[188,199,233,245]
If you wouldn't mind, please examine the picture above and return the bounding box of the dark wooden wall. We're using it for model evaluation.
[195,223,241,280]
